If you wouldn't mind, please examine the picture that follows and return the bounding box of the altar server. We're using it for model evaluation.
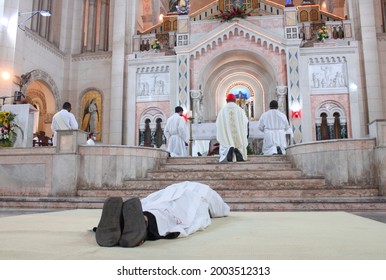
[51,102,78,146]
[258,100,290,155]
[164,106,188,157]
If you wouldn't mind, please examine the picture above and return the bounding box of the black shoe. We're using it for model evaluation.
[119,198,148,247]
[95,197,123,247]
[226,147,234,162]
[277,146,283,155]
[234,148,245,162]
[197,152,202,156]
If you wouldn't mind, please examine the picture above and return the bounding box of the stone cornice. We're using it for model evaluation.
[25,29,65,60]
[377,33,386,41]
[72,52,112,62]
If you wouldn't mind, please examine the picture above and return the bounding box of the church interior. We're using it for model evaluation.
[1,0,386,263]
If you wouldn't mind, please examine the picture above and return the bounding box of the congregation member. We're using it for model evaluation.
[51,102,79,146]
[164,106,188,157]
[216,93,249,162]
[258,100,290,155]
[94,181,230,247]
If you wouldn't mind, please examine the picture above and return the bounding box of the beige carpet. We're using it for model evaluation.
[0,210,386,260]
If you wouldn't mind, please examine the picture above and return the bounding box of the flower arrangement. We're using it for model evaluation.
[215,5,254,22]
[317,26,329,41]
[151,39,161,50]
[0,111,23,147]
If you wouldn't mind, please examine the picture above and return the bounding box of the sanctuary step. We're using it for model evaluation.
[1,155,386,212]
[76,155,385,211]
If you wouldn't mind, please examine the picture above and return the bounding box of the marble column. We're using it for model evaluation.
[315,119,322,141]
[276,86,288,115]
[190,89,202,124]
[327,117,335,139]
[340,117,348,139]
[358,0,384,122]
[109,0,127,144]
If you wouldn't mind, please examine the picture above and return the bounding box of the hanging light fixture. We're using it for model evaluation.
[18,10,51,31]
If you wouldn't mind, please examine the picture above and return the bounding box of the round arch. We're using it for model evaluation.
[195,49,280,121]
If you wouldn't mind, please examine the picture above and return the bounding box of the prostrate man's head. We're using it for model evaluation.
[63,102,72,112]
[175,106,184,116]
[269,100,279,110]
[226,93,236,103]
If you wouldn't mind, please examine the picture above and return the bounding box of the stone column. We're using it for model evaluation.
[327,117,335,139]
[190,89,202,124]
[359,0,384,122]
[315,119,322,141]
[286,47,302,144]
[276,86,288,115]
[175,15,190,110]
[109,0,127,144]
[86,0,97,52]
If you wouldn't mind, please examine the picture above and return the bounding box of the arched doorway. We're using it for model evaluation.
[25,80,56,139]
[195,49,282,122]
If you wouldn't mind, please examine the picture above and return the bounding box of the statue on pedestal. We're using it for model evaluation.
[176,0,190,15]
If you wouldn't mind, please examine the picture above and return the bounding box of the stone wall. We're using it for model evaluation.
[286,139,377,187]
[0,130,168,197]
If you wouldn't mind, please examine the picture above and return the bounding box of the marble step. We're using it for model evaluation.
[117,178,328,189]
[146,169,304,180]
[160,162,294,171]
[2,196,386,212]
[76,186,379,199]
[166,155,288,164]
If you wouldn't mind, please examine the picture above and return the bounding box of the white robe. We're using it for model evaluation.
[258,109,290,155]
[141,181,230,238]
[216,102,249,162]
[164,113,188,157]
[51,109,79,146]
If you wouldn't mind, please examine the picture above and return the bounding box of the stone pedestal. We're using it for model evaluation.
[56,130,87,153]
[2,104,38,147]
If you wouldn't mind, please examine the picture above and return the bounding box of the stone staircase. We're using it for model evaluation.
[77,155,386,211]
[2,155,386,211]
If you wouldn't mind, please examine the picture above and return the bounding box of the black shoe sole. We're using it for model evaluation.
[227,147,234,162]
[95,197,123,247]
[234,148,245,162]
[119,198,148,247]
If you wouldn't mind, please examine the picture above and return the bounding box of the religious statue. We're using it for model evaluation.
[82,97,99,135]
[176,0,190,15]
[285,0,294,7]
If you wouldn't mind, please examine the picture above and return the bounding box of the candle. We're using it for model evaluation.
[189,110,193,117]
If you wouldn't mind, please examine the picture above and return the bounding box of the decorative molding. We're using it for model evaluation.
[25,29,65,60]
[139,107,167,130]
[136,65,170,73]
[176,19,293,59]
[377,33,386,41]
[72,52,113,62]
[316,100,347,121]
[308,56,347,64]
[24,70,61,110]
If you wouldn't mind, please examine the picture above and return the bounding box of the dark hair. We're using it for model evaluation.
[269,100,278,109]
[175,106,183,113]
[62,102,72,110]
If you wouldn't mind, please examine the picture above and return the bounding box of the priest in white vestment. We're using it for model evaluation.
[141,181,230,238]
[216,93,249,162]
[164,106,188,157]
[51,102,79,146]
[94,181,230,247]
[258,100,290,155]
